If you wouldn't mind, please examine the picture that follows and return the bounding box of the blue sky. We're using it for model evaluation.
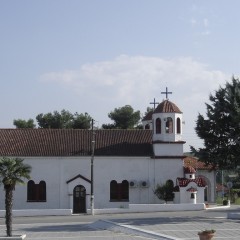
[1,1,239,151]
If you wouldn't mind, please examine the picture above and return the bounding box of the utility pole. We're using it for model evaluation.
[222,170,224,202]
[90,119,95,216]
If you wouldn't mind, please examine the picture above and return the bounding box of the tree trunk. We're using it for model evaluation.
[5,185,13,237]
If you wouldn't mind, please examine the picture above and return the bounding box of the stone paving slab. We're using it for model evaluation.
[1,206,240,240]
[0,222,158,240]
[2,218,240,240]
[90,220,175,240]
[112,217,240,240]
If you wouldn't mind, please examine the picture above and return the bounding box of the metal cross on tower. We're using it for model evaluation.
[150,98,159,110]
[161,87,172,100]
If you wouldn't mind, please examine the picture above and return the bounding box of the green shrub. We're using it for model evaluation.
[223,199,228,205]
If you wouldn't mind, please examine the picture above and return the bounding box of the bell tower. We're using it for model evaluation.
[152,88,185,157]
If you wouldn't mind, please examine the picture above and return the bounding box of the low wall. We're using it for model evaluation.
[130,203,205,212]
[87,203,206,214]
[0,209,72,217]
[0,204,205,217]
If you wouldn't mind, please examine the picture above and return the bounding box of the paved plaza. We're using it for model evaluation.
[0,206,240,239]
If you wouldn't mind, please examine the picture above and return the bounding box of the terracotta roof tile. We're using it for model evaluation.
[183,156,213,170]
[154,100,182,114]
[142,111,153,121]
[0,129,153,157]
[177,177,206,187]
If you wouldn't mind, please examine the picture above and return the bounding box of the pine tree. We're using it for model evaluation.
[191,77,240,169]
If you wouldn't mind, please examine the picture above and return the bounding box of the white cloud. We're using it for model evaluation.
[190,16,211,36]
[190,18,197,26]
[200,30,210,36]
[40,55,230,151]
[203,18,209,27]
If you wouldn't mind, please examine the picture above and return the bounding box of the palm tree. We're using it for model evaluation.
[0,157,31,237]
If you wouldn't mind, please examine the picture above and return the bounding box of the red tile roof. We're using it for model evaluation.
[177,177,206,187]
[183,156,213,170]
[154,100,182,114]
[0,129,153,157]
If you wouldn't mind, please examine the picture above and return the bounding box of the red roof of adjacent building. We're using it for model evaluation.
[183,156,213,170]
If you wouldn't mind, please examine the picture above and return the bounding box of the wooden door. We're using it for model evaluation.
[73,185,86,213]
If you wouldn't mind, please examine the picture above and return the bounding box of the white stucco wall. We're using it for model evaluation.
[153,143,184,156]
[1,156,184,211]
[0,155,215,212]
[197,169,216,203]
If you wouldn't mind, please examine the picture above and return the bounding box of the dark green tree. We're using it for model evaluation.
[36,109,92,129]
[36,109,72,129]
[191,77,240,170]
[153,180,174,203]
[13,119,36,128]
[72,112,92,129]
[101,123,116,129]
[0,157,31,237]
[103,105,141,129]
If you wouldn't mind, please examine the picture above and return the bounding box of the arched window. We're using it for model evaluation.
[110,180,129,202]
[145,124,150,130]
[27,180,35,201]
[39,181,46,201]
[177,118,181,134]
[110,180,118,200]
[27,180,47,202]
[191,193,195,199]
[166,117,173,133]
[156,118,161,134]
[122,180,129,200]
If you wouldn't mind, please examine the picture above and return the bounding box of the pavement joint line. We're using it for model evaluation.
[121,224,181,240]
[10,221,93,226]
[90,219,180,240]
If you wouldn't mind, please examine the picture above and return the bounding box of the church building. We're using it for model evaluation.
[0,92,216,214]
